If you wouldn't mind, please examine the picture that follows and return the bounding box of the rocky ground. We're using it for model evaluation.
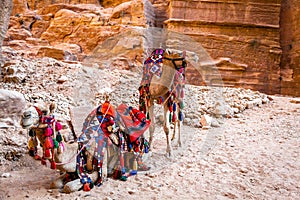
[0,56,299,199]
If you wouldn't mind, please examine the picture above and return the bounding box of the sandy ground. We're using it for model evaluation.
[0,95,299,200]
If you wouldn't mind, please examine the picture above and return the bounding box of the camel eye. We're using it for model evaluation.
[23,112,31,118]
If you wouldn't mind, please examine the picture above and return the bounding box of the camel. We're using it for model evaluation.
[20,101,150,193]
[139,48,187,156]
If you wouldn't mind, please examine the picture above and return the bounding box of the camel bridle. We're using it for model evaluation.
[163,56,187,71]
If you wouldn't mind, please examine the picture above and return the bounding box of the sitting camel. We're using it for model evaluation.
[139,48,187,156]
[21,100,150,193]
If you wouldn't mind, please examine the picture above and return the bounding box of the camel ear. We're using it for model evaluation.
[182,50,186,58]
[166,48,171,55]
[49,102,57,114]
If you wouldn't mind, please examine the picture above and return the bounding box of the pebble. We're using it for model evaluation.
[1,173,11,178]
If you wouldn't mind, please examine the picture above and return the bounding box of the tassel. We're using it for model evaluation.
[169,105,173,112]
[56,132,63,142]
[29,129,35,137]
[113,167,122,179]
[173,102,177,112]
[34,154,41,160]
[172,112,177,122]
[120,176,127,181]
[57,142,64,154]
[55,122,62,131]
[130,170,137,176]
[29,149,35,157]
[144,144,149,153]
[180,101,184,109]
[169,113,172,123]
[179,111,183,121]
[53,139,59,148]
[50,161,56,170]
[83,183,91,191]
[181,89,184,98]
[133,159,138,171]
[44,137,53,149]
[41,158,46,165]
[44,149,51,159]
[44,127,53,137]
[28,137,35,149]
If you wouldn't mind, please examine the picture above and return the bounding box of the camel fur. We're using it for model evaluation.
[140,48,187,157]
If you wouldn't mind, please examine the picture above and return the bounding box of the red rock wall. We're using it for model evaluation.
[5,0,148,61]
[3,0,300,96]
[165,0,282,95]
[280,0,300,96]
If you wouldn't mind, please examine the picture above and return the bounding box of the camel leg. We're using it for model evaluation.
[171,120,176,141]
[163,104,173,157]
[50,172,66,189]
[148,102,155,149]
[177,118,182,147]
[176,104,182,147]
[107,145,119,176]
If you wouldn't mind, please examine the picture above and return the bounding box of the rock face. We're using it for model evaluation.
[280,0,300,96]
[165,0,282,95]
[0,0,13,64]
[0,89,26,128]
[4,0,148,62]
[2,0,300,96]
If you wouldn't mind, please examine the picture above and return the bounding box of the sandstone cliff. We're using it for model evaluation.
[0,0,13,64]
[1,0,300,96]
[165,0,282,95]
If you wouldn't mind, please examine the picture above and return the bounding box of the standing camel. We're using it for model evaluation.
[139,48,186,156]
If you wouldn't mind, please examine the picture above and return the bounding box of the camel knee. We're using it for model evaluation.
[50,173,66,189]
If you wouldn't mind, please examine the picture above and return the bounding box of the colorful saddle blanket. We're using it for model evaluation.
[76,103,150,190]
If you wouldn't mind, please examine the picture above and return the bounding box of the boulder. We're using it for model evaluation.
[37,46,77,61]
[0,89,26,128]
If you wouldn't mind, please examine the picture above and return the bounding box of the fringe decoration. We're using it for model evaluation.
[172,112,177,122]
[180,89,184,98]
[41,158,46,165]
[179,111,183,121]
[44,137,53,149]
[44,149,51,159]
[53,139,59,149]
[56,132,63,142]
[83,183,91,191]
[29,129,35,137]
[57,142,65,154]
[55,122,62,131]
[44,126,53,137]
[179,101,184,109]
[173,102,177,112]
[50,161,56,170]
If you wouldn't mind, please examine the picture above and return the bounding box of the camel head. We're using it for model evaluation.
[20,101,57,129]
[165,48,186,59]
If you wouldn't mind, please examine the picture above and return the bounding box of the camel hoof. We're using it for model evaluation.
[165,150,173,158]
[50,179,64,189]
[175,142,182,148]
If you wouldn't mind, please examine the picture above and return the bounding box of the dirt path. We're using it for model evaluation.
[0,95,299,200]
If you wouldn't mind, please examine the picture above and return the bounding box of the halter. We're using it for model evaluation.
[163,56,187,70]
[33,106,44,117]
